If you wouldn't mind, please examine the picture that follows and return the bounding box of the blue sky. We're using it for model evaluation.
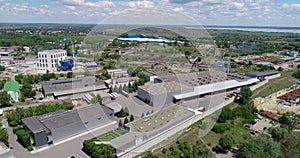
[0,0,299,26]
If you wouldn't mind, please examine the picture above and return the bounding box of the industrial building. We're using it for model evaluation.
[245,71,279,80]
[36,49,67,72]
[138,71,260,106]
[41,76,107,99]
[138,81,193,107]
[22,103,115,148]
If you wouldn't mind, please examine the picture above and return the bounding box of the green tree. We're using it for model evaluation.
[67,72,74,78]
[239,137,283,158]
[124,107,129,116]
[217,106,233,123]
[0,129,8,147]
[21,82,36,98]
[268,127,288,142]
[144,151,159,158]
[91,95,102,104]
[279,112,300,131]
[130,114,134,122]
[212,123,230,134]
[0,91,11,107]
[15,129,31,149]
[118,120,123,127]
[124,117,129,125]
[219,134,235,151]
[239,86,253,105]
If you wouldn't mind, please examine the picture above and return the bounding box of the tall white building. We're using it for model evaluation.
[36,49,67,72]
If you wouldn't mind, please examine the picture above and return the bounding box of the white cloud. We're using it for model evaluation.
[128,0,154,8]
[173,7,184,12]
[64,5,76,10]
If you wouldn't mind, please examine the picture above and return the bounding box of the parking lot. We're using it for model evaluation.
[248,115,275,133]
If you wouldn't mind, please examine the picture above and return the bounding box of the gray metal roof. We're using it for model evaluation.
[138,81,193,95]
[245,71,279,78]
[42,76,106,96]
[22,103,114,134]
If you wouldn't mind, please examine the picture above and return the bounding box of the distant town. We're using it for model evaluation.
[0,23,299,158]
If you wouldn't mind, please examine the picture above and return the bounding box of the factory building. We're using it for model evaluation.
[138,71,260,106]
[36,49,67,72]
[138,81,193,107]
[41,76,107,99]
[22,103,114,148]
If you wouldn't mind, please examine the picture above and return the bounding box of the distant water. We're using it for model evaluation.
[191,26,300,34]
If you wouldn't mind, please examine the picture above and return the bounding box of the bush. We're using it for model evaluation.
[15,129,32,149]
[13,126,22,134]
[212,124,230,134]
[27,145,34,151]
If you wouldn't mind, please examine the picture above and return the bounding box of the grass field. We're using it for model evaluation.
[202,117,251,149]
[92,128,128,142]
[252,70,296,98]
[151,127,215,158]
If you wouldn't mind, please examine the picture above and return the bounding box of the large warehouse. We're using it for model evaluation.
[138,81,193,107]
[138,71,260,106]
[42,76,107,99]
[22,103,114,148]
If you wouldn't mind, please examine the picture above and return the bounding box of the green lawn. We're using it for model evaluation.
[92,128,128,142]
[202,118,251,149]
[252,70,296,98]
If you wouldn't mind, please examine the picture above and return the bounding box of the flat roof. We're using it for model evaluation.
[174,77,260,100]
[42,76,105,95]
[110,105,194,150]
[245,71,279,78]
[38,49,66,54]
[138,81,192,95]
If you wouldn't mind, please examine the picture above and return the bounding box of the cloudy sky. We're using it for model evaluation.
[0,0,299,26]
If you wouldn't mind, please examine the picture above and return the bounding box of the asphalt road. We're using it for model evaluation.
[7,121,118,158]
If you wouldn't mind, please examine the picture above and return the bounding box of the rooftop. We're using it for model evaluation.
[42,76,105,95]
[245,71,279,78]
[139,81,192,95]
[3,80,19,92]
[22,103,114,134]
[38,49,66,54]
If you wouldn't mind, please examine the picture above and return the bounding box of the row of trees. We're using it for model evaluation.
[152,140,212,158]
[7,102,73,126]
[15,72,75,84]
[118,115,134,128]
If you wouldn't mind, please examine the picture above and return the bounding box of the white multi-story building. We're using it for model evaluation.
[36,49,67,72]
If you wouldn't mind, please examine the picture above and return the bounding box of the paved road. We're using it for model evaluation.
[7,121,118,158]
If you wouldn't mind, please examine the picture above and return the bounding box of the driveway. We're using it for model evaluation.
[8,122,118,158]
